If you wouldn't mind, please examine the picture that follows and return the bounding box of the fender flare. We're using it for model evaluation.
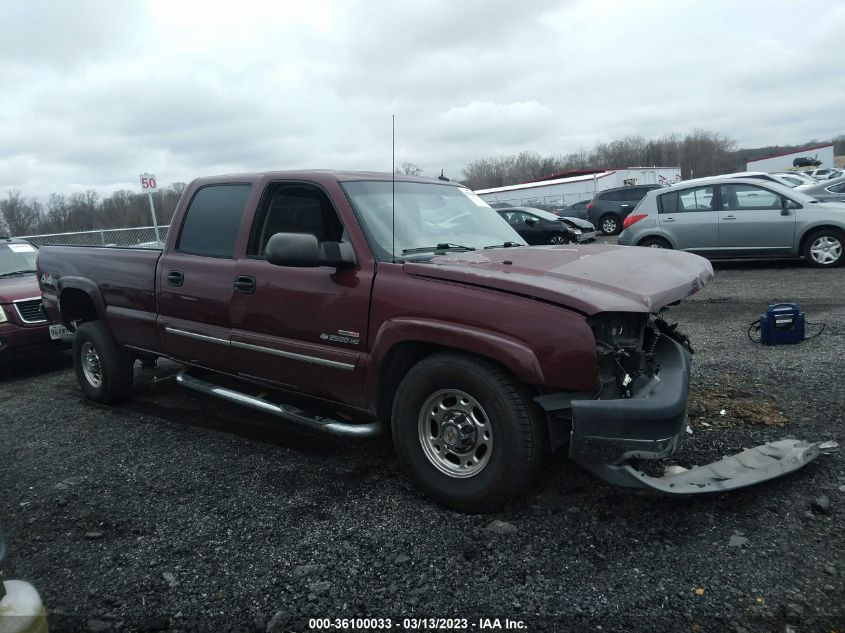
[56,277,106,324]
[366,317,546,398]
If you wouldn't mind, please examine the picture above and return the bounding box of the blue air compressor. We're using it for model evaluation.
[747,303,826,345]
[759,304,804,345]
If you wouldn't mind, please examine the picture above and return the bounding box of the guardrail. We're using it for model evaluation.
[18,225,170,248]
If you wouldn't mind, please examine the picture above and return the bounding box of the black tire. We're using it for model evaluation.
[391,352,547,512]
[638,236,672,249]
[599,214,620,235]
[548,232,569,245]
[72,321,135,403]
[803,228,844,268]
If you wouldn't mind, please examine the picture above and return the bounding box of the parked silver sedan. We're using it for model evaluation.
[617,177,845,267]
[800,176,845,203]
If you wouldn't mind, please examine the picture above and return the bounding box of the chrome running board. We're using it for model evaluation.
[175,370,384,438]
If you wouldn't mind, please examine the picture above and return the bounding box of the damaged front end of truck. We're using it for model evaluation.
[536,311,820,495]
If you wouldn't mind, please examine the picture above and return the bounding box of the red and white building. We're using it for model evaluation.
[474,167,681,208]
[746,143,835,172]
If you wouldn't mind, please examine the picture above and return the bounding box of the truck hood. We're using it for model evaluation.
[0,274,40,303]
[403,245,714,315]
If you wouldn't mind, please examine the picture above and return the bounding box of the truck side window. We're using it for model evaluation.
[177,184,252,258]
[250,184,344,257]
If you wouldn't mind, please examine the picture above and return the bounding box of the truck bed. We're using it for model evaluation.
[38,245,163,352]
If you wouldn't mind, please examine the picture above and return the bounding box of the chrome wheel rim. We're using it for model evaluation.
[809,235,842,265]
[417,389,493,478]
[81,341,103,388]
[647,242,665,248]
[601,218,617,234]
[549,234,566,244]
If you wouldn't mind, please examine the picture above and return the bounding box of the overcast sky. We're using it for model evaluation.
[2,0,843,199]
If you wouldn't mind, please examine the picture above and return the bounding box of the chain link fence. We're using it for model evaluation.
[18,225,170,248]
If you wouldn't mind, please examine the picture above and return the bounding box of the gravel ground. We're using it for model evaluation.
[1,258,843,633]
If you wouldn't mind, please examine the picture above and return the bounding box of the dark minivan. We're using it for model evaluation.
[587,184,663,235]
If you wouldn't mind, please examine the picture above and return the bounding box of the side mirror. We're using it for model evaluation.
[781,198,800,215]
[524,218,537,226]
[266,233,356,269]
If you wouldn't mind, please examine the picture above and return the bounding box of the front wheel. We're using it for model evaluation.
[548,233,569,245]
[599,214,620,235]
[72,321,135,403]
[391,353,547,512]
[803,229,843,268]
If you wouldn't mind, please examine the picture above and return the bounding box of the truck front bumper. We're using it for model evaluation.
[569,335,690,465]
[536,335,820,495]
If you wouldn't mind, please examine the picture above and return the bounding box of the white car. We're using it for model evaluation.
[681,171,798,188]
[804,168,841,181]
[771,172,818,189]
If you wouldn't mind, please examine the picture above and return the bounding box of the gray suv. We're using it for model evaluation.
[617,177,845,267]
[586,185,663,235]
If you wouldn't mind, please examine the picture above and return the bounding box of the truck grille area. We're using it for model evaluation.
[589,312,694,400]
[14,299,48,324]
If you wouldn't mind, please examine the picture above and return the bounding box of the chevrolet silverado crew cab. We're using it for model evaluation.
[37,171,819,511]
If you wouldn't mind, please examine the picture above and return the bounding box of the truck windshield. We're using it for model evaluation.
[341,181,527,261]
[0,243,38,277]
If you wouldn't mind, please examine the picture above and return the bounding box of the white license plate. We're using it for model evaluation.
[49,324,70,340]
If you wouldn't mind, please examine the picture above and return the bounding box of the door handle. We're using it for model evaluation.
[662,218,676,223]
[723,215,737,220]
[167,270,184,286]
[234,275,256,294]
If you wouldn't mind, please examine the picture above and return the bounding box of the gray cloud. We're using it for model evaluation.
[0,0,843,199]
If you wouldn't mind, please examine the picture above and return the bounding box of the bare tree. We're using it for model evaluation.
[396,162,423,176]
[1,189,41,236]
[461,130,739,189]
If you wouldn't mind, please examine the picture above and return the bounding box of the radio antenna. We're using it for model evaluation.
[392,114,395,264]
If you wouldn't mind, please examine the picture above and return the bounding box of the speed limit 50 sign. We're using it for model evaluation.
[140,173,158,191]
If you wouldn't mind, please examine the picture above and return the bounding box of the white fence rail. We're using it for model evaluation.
[18,226,170,248]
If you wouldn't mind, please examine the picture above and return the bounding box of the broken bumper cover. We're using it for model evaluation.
[568,335,692,466]
[584,440,820,495]
[537,335,821,494]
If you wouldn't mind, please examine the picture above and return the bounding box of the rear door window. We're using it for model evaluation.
[503,211,528,225]
[601,189,626,201]
[177,184,252,258]
[659,186,714,213]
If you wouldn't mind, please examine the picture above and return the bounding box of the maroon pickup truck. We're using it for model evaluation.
[37,171,819,510]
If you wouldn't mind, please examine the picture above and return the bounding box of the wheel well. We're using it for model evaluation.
[636,235,672,248]
[799,225,845,254]
[376,342,440,422]
[375,342,525,423]
[59,288,98,328]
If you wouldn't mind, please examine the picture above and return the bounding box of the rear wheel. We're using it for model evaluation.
[803,229,844,268]
[638,236,672,249]
[73,321,135,403]
[391,353,547,512]
[599,214,620,235]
